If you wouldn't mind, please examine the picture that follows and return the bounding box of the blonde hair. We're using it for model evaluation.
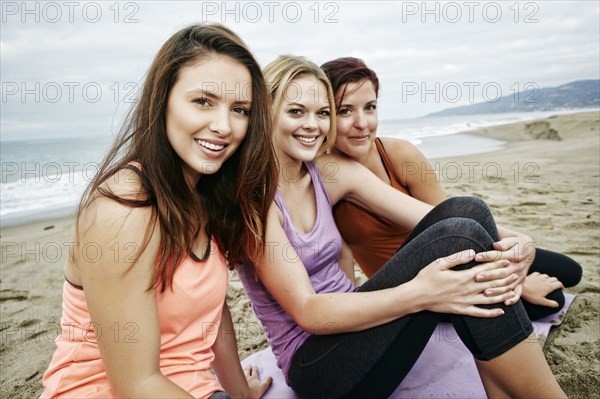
[263,55,336,154]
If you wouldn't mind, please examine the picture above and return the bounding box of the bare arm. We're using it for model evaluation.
[379,140,538,303]
[256,203,423,334]
[381,138,447,205]
[381,138,532,245]
[318,153,433,230]
[338,239,356,285]
[254,200,513,336]
[76,179,193,398]
[212,303,272,399]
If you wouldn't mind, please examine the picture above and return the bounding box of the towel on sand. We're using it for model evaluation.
[241,294,574,399]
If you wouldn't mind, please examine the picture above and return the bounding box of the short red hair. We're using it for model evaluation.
[321,57,380,111]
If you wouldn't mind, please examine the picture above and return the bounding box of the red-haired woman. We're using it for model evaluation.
[322,56,581,321]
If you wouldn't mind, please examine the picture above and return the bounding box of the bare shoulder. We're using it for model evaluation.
[76,168,158,267]
[101,167,148,201]
[379,137,429,164]
[81,168,151,223]
[380,137,446,202]
[315,153,367,204]
[316,153,358,172]
[315,153,364,187]
[267,200,284,227]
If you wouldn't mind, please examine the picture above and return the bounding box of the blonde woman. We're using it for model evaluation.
[236,55,566,399]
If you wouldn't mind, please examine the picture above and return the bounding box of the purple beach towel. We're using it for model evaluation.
[241,294,575,399]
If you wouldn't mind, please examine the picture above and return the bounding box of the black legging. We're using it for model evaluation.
[523,248,582,320]
[288,197,533,399]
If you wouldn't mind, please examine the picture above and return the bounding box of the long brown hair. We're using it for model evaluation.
[78,24,277,291]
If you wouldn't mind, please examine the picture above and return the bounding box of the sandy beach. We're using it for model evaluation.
[1,110,598,398]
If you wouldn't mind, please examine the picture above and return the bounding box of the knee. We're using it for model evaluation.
[429,217,493,250]
[531,249,583,287]
[549,290,566,310]
[443,195,487,208]
[524,290,566,321]
[561,256,583,287]
[440,196,491,219]
[571,264,583,287]
[555,256,583,287]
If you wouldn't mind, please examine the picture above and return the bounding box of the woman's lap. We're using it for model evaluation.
[289,197,532,398]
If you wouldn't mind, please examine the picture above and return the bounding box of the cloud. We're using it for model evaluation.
[1,0,598,140]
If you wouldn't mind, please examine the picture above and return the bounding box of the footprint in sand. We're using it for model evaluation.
[19,319,41,328]
[0,289,28,302]
[518,201,547,206]
[581,285,600,294]
[25,370,41,382]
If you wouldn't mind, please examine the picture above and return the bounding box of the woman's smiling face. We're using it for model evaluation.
[333,79,378,159]
[166,54,252,185]
[272,75,331,165]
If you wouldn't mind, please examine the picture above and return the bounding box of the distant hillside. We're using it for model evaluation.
[426,80,599,117]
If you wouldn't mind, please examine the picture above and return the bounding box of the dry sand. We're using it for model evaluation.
[1,111,598,398]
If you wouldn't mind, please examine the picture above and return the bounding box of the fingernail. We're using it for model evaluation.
[509,292,515,298]
[476,275,484,282]
[498,309,505,315]
[485,289,492,296]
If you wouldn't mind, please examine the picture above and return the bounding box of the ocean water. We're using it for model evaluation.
[1,135,112,227]
[0,109,589,228]
[376,109,586,157]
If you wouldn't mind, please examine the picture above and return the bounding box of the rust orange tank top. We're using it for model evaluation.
[333,138,412,277]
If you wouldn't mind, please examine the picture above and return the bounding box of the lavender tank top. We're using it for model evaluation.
[237,161,355,381]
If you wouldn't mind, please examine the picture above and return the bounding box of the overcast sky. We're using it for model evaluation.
[1,0,599,140]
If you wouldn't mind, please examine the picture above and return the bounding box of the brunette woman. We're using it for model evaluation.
[41,24,276,399]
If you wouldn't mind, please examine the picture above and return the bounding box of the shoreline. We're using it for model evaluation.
[1,110,598,398]
[3,108,598,230]
[418,132,505,160]
[0,133,505,230]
